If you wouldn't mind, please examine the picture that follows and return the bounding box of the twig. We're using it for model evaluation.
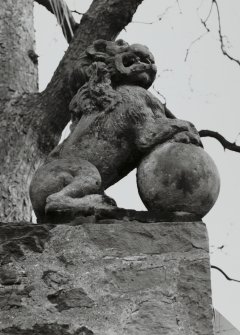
[202,0,214,28]
[158,6,173,21]
[184,31,209,62]
[132,20,154,25]
[175,0,182,14]
[197,0,240,66]
[197,0,213,32]
[132,6,173,25]
[35,0,78,43]
[199,130,240,153]
[233,131,240,144]
[71,10,84,16]
[132,2,182,26]
[217,245,224,250]
[185,1,213,62]
[213,0,240,66]
[211,265,240,283]
[152,84,167,105]
[197,0,205,12]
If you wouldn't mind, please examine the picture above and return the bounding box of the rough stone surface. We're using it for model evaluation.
[0,216,214,335]
[137,142,220,217]
[29,39,203,223]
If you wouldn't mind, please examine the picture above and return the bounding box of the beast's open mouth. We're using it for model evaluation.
[115,51,156,74]
[122,53,153,68]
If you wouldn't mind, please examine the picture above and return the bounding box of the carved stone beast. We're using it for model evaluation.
[30,39,201,222]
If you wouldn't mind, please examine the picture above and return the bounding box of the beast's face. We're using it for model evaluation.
[113,43,157,89]
[86,39,157,89]
[70,39,157,94]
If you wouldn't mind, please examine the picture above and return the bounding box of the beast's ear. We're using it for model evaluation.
[86,40,107,57]
[115,39,129,47]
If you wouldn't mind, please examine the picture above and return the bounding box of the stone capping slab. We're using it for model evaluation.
[44,207,201,225]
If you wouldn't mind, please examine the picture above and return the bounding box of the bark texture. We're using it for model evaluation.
[0,0,38,221]
[0,0,144,222]
[0,94,43,221]
[0,0,38,100]
[0,216,214,335]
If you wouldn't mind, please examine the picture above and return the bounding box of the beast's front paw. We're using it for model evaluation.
[45,193,117,215]
[173,131,202,146]
[45,194,71,213]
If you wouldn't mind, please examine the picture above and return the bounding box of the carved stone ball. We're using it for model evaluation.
[137,142,220,218]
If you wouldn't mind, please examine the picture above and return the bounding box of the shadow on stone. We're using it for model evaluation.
[1,324,94,335]
[47,288,94,312]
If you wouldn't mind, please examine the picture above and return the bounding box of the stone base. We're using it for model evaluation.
[0,214,214,335]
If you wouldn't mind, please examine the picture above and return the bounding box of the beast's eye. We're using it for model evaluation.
[139,54,154,65]
[132,50,154,65]
[142,57,151,64]
[123,55,137,67]
[145,57,154,64]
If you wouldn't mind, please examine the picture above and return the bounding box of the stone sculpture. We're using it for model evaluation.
[30,39,220,222]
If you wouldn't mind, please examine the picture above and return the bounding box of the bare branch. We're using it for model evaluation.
[152,84,176,119]
[184,1,214,62]
[184,31,209,62]
[199,130,240,153]
[131,5,173,25]
[211,0,240,66]
[158,6,173,21]
[35,0,78,43]
[132,20,154,25]
[197,0,213,32]
[152,82,167,105]
[185,0,215,62]
[197,0,240,66]
[211,265,240,283]
[202,0,214,28]
[71,10,84,16]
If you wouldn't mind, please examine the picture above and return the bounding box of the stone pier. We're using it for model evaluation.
[0,211,214,335]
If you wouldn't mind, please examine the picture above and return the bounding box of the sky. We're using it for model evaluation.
[35,0,240,329]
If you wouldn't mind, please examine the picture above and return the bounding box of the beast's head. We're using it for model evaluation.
[70,39,157,95]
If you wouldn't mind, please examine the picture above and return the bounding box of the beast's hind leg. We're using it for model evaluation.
[46,174,116,215]
[30,158,116,222]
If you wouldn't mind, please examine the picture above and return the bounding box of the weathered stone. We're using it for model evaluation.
[137,142,220,217]
[0,285,33,310]
[1,324,94,335]
[0,266,21,286]
[48,288,94,311]
[45,206,200,225]
[29,39,206,223]
[0,222,54,264]
[42,270,69,290]
[0,218,214,335]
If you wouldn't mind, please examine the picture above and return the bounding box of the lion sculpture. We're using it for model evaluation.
[30,39,201,222]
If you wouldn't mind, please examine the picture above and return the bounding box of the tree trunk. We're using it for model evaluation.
[0,0,144,222]
[0,0,38,222]
[0,0,38,99]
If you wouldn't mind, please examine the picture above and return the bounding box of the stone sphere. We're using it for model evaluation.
[137,142,220,218]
